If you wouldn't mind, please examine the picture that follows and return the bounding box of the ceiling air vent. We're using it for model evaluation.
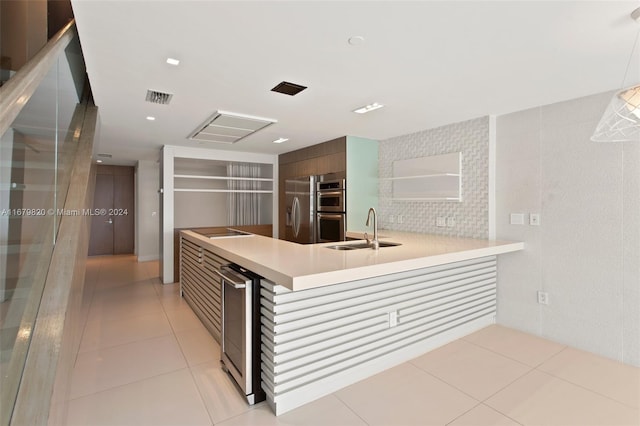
[188,111,277,144]
[145,89,173,105]
[271,81,307,96]
[97,153,112,158]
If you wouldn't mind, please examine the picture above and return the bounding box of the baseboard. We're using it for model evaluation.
[137,254,159,262]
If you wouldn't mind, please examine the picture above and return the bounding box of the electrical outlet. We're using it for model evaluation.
[530,213,540,226]
[389,311,398,328]
[446,216,456,227]
[537,291,549,305]
[397,215,404,224]
[436,217,446,227]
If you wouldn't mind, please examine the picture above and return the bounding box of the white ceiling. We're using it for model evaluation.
[71,0,640,165]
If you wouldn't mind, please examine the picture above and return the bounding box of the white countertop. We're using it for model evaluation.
[181,230,524,291]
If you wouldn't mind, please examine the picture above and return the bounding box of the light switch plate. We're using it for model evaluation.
[436,217,446,227]
[510,213,525,225]
[537,291,549,305]
[446,216,455,227]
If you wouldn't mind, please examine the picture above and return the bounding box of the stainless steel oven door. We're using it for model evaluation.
[316,212,346,242]
[316,190,345,212]
[216,266,253,396]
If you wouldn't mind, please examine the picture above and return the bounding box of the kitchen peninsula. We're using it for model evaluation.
[180,229,523,415]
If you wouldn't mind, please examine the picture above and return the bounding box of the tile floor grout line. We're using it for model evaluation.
[158,287,200,337]
[67,366,195,403]
[69,345,188,400]
[213,401,267,425]
[184,363,217,426]
[76,329,175,355]
[531,366,640,411]
[332,392,373,425]
[478,367,536,406]
[462,333,566,369]
[72,258,104,369]
[443,400,524,426]
[74,326,177,356]
[406,361,483,403]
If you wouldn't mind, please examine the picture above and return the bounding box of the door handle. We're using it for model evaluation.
[105,217,113,224]
[214,268,247,289]
[292,197,300,237]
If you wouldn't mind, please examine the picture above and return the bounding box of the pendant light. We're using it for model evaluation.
[591,7,640,142]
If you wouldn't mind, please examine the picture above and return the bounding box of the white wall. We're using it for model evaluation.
[136,160,160,262]
[496,91,640,366]
[173,161,228,228]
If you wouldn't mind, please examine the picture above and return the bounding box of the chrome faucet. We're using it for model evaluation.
[365,207,379,250]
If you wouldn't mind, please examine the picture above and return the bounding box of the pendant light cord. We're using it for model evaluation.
[620,27,640,88]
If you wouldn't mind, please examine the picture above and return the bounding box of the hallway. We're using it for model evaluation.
[65,256,639,425]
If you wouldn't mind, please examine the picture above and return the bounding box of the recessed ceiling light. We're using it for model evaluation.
[96,159,103,163]
[273,137,289,144]
[146,116,156,121]
[166,57,180,66]
[353,102,384,114]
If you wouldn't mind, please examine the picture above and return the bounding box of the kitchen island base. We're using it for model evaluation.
[260,256,498,415]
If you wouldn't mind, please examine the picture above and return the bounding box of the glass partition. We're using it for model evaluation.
[0,31,86,425]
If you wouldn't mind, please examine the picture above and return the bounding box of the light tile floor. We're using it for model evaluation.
[66,255,640,426]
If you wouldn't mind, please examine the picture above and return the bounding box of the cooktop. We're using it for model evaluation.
[194,228,253,239]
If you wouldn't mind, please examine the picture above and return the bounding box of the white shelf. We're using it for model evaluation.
[174,174,273,182]
[390,152,462,202]
[382,173,460,181]
[389,197,461,201]
[174,188,273,194]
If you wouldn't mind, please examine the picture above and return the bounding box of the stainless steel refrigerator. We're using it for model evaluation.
[284,176,315,243]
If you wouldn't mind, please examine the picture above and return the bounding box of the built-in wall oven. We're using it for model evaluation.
[316,176,346,243]
[316,179,346,212]
[215,264,265,405]
[316,213,346,242]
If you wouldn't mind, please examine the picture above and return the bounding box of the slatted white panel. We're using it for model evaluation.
[260,256,497,415]
[180,237,228,343]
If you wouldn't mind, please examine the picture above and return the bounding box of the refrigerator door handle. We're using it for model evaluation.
[292,196,300,237]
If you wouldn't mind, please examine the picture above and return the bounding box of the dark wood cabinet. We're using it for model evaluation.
[278,137,347,238]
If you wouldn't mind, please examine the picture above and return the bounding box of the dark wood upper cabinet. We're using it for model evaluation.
[278,136,380,239]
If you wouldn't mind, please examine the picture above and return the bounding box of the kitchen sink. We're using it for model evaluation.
[325,241,402,250]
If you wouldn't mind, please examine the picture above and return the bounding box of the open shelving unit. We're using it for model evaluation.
[161,145,278,283]
[174,174,274,194]
[173,159,274,194]
[384,152,462,201]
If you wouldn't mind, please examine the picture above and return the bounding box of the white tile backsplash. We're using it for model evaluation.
[379,116,489,238]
